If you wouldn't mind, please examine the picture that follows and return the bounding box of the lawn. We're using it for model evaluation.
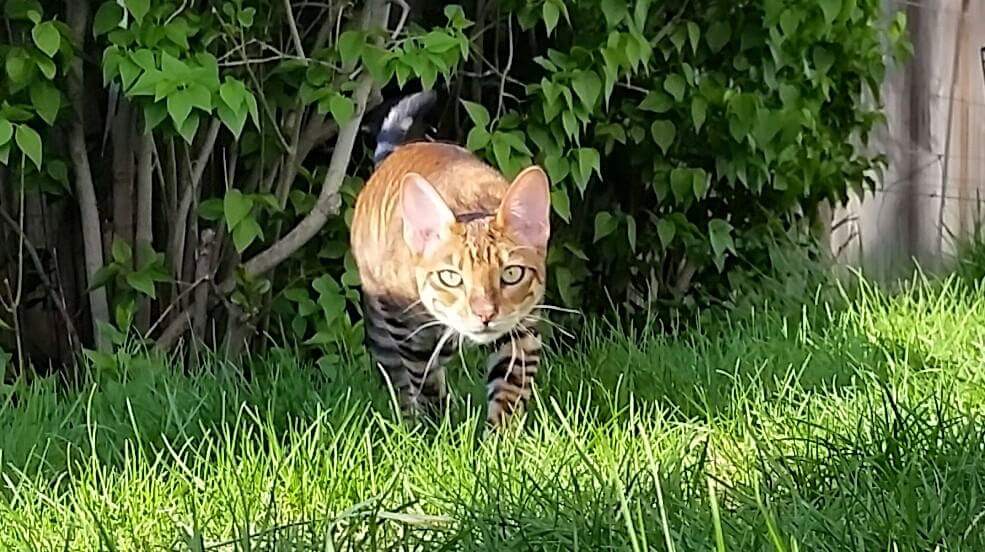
[1,275,984,550]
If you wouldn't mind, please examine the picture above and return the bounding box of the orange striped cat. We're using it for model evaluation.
[351,91,550,429]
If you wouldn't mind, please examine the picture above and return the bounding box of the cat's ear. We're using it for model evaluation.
[497,165,551,249]
[401,173,455,256]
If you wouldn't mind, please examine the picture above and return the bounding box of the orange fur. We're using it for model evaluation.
[352,141,549,428]
[351,142,547,343]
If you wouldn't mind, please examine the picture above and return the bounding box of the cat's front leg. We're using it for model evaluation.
[485,328,542,430]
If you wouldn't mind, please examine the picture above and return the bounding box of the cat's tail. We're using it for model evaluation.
[373,90,438,165]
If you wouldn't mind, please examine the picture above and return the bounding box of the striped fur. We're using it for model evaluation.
[372,90,437,165]
[352,95,551,430]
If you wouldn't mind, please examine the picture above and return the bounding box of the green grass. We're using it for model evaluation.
[2,275,985,550]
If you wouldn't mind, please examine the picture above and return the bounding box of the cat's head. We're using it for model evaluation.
[401,166,550,344]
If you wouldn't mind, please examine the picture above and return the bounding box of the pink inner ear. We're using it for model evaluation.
[401,173,455,255]
[499,166,551,249]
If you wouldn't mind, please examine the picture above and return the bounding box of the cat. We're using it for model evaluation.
[350,90,551,430]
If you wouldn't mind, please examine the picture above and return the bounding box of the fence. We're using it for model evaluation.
[829,0,985,278]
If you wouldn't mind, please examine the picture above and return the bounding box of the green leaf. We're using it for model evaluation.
[177,111,199,144]
[819,0,841,24]
[657,218,676,247]
[329,94,355,124]
[708,218,735,258]
[551,188,571,223]
[31,21,60,58]
[639,90,673,113]
[143,101,168,133]
[111,238,132,265]
[779,9,801,37]
[692,168,709,199]
[238,7,256,27]
[593,211,618,242]
[198,198,224,221]
[124,0,150,24]
[29,81,60,125]
[663,74,686,102]
[131,49,157,71]
[554,267,577,307]
[4,1,43,21]
[423,30,460,53]
[543,2,560,35]
[686,22,701,53]
[5,50,31,86]
[813,46,835,75]
[167,88,194,128]
[245,93,260,130]
[491,134,511,173]
[577,147,601,179]
[572,71,601,110]
[219,78,247,112]
[216,99,247,138]
[46,159,68,185]
[185,84,212,112]
[466,127,490,150]
[461,100,489,128]
[34,54,56,79]
[670,168,692,203]
[706,21,731,53]
[164,17,191,48]
[232,216,262,253]
[224,189,253,230]
[88,265,118,291]
[125,271,157,298]
[14,125,42,169]
[691,96,707,132]
[117,57,142,92]
[626,215,637,252]
[562,110,578,140]
[544,153,569,183]
[601,0,627,26]
[338,31,365,66]
[650,120,676,154]
[0,119,12,146]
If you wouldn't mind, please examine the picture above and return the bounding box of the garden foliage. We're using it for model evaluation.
[0,0,907,367]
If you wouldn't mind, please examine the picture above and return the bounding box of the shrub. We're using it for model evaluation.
[0,0,907,366]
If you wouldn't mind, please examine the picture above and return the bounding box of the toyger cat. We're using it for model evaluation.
[350,91,550,429]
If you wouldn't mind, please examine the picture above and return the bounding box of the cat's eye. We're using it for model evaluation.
[437,270,463,287]
[501,265,526,285]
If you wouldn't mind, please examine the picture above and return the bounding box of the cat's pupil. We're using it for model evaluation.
[438,270,462,287]
[502,265,525,285]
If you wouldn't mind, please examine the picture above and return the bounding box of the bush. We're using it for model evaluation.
[0,0,907,366]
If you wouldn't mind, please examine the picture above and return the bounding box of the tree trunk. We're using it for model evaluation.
[66,0,111,351]
[134,132,154,332]
[112,101,135,259]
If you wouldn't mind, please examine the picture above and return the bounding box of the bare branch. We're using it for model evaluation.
[388,0,410,40]
[0,202,81,353]
[241,73,374,278]
[169,119,222,282]
[282,0,307,58]
[191,228,216,343]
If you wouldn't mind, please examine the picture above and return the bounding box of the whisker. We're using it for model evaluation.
[422,327,454,390]
[534,304,582,315]
[457,332,467,371]
[523,315,575,340]
[400,299,423,314]
[507,327,518,380]
[401,320,445,343]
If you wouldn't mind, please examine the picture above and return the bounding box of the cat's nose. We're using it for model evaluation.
[470,297,497,325]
